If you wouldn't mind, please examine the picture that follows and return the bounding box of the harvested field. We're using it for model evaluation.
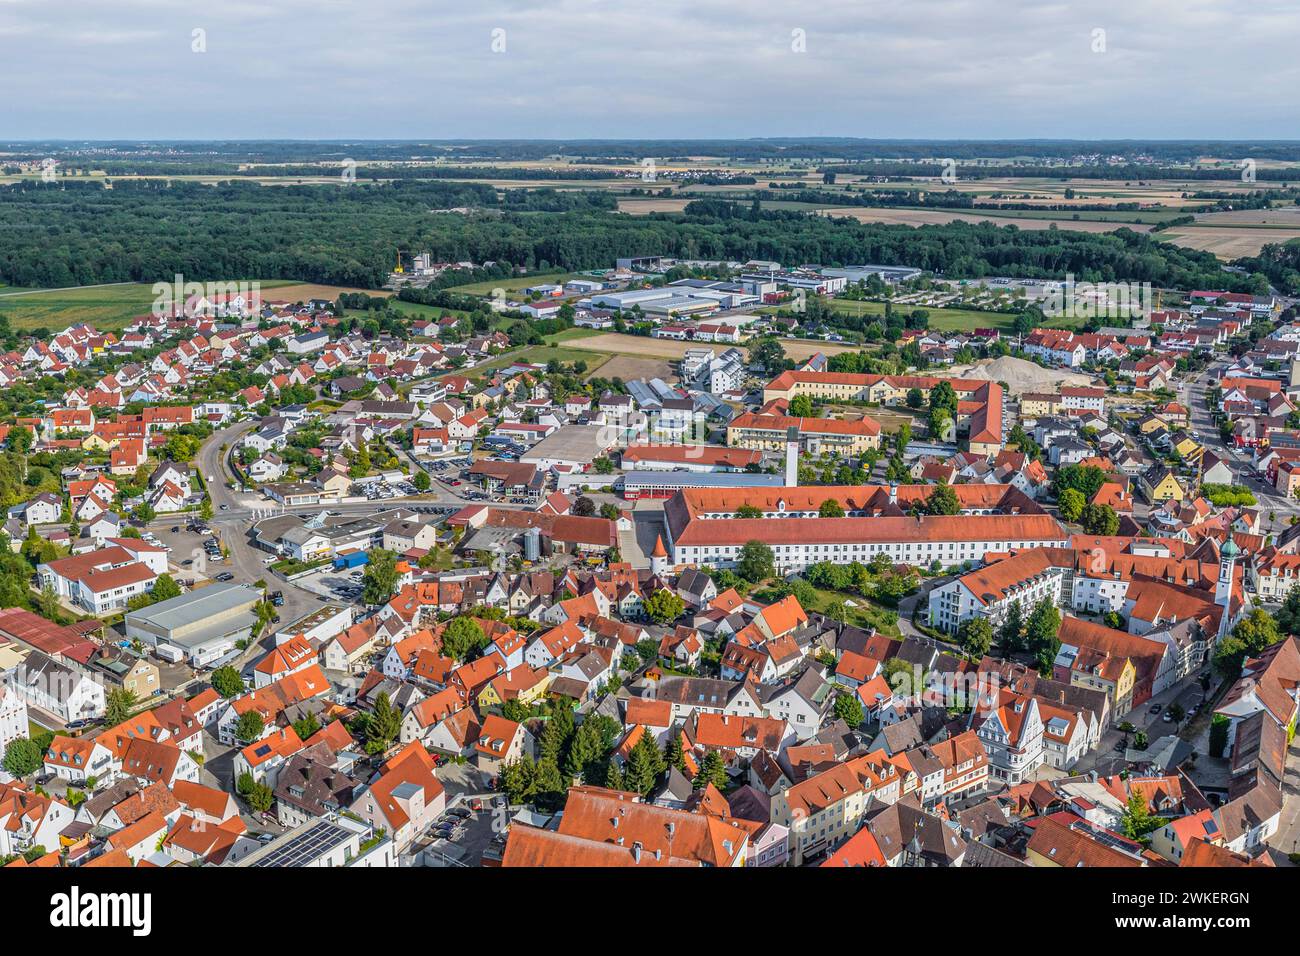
[617,198,691,214]
[594,355,677,382]
[1161,227,1300,259]
[261,282,391,302]
[818,206,1154,233]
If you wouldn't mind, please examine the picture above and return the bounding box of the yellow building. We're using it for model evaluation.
[1137,415,1168,437]
[1140,466,1185,503]
[1019,393,1063,418]
[478,666,552,711]
[1171,434,1203,463]
[726,412,882,455]
[1068,654,1136,718]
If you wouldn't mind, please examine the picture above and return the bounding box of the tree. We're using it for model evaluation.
[833,693,864,728]
[105,688,137,726]
[1080,502,1119,536]
[789,394,815,418]
[929,381,958,414]
[500,756,540,805]
[1209,714,1230,758]
[211,665,244,698]
[1277,583,1300,635]
[292,711,321,740]
[906,387,924,409]
[412,470,430,492]
[925,483,960,516]
[2,737,43,777]
[1216,607,1281,677]
[818,498,846,518]
[234,710,265,743]
[603,761,625,791]
[1053,464,1107,501]
[246,780,274,814]
[750,337,787,372]
[132,502,155,523]
[599,502,621,521]
[735,504,763,518]
[736,540,775,583]
[694,749,728,791]
[442,617,488,661]
[642,589,686,625]
[996,600,1024,655]
[625,731,665,796]
[150,573,182,602]
[361,548,398,605]
[365,691,402,754]
[957,617,994,660]
[1058,488,1085,522]
[571,496,596,517]
[1120,792,1159,840]
[927,407,952,441]
[1026,597,1061,672]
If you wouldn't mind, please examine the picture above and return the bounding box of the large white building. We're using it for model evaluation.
[663,484,1067,574]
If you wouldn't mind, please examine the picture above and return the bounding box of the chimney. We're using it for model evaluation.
[784,426,799,488]
[632,841,642,863]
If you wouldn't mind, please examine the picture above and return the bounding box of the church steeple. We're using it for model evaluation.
[1215,536,1239,641]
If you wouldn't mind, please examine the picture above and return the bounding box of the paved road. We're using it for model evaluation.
[1272,736,1300,864]
[1181,364,1300,535]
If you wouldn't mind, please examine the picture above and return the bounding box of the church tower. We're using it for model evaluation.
[1215,536,1238,641]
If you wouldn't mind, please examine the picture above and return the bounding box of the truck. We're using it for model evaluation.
[332,550,369,571]
[154,644,185,664]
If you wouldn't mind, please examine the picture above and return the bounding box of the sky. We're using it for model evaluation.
[3,0,1299,140]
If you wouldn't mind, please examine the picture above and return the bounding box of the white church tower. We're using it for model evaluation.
[1215,536,1238,641]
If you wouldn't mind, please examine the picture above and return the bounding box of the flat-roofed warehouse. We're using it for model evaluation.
[125,582,260,667]
[521,425,618,471]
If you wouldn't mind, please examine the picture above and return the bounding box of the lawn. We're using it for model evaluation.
[386,300,475,321]
[801,584,902,638]
[824,298,1082,332]
[471,340,613,378]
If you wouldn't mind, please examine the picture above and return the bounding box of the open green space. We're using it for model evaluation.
[0,279,301,331]
[442,271,573,297]
[824,298,1082,332]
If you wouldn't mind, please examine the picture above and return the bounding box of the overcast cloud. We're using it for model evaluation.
[2,0,1297,139]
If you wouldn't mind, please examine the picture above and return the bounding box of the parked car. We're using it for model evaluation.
[447,806,472,819]
[215,572,235,582]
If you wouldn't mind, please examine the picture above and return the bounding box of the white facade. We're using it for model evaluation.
[0,685,28,752]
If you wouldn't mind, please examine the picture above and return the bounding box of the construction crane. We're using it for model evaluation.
[393,249,405,274]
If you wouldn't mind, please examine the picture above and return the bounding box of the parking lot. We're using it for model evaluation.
[416,795,508,867]
[150,519,236,586]
[293,564,366,603]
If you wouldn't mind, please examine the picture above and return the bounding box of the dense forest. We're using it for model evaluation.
[0,178,1257,292]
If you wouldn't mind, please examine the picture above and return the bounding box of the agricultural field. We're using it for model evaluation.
[0,282,174,331]
[1157,206,1300,258]
[0,280,373,331]
[817,206,1155,233]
